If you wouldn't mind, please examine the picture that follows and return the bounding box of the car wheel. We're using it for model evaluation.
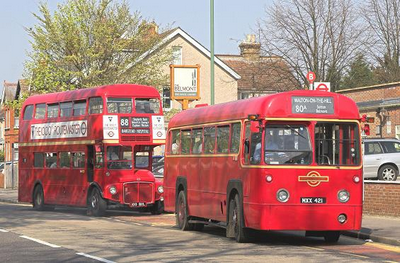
[378,164,398,181]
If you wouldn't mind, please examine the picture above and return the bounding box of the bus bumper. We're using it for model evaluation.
[244,203,362,231]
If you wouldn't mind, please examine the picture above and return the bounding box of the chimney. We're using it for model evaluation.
[239,34,261,61]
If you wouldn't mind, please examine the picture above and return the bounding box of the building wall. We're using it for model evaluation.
[162,36,238,110]
[338,83,400,138]
[3,107,18,188]
[364,182,400,217]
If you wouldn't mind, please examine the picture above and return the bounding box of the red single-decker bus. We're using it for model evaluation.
[164,90,363,242]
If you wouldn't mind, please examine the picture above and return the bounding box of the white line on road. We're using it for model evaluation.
[76,252,116,263]
[0,229,9,232]
[20,235,61,248]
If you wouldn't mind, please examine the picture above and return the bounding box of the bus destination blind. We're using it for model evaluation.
[291,96,334,114]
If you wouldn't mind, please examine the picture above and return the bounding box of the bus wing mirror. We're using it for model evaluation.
[250,121,260,133]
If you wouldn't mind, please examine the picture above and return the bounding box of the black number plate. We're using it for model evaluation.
[300,197,326,204]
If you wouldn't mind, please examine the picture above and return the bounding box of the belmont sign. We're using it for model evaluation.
[31,120,88,140]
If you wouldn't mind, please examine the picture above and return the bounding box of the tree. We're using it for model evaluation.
[362,0,400,83]
[340,53,376,89]
[257,0,366,91]
[24,0,172,95]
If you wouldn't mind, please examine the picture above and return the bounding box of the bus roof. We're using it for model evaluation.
[23,84,160,105]
[169,90,360,128]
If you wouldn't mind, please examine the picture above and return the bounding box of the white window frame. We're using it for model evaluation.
[162,86,172,111]
[172,46,182,65]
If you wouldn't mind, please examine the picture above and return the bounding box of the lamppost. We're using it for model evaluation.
[210,0,215,105]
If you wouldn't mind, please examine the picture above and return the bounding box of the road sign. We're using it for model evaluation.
[307,71,316,83]
[313,82,331,92]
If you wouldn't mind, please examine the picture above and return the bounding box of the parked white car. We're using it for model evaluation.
[363,138,400,181]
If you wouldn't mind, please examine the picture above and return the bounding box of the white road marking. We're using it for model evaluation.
[20,235,61,248]
[76,252,116,263]
[0,229,9,232]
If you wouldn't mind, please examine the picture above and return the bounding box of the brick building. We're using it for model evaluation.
[1,80,29,188]
[337,81,400,138]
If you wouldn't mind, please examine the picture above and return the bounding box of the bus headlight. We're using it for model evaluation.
[276,189,290,203]
[337,190,350,203]
[109,186,117,195]
[157,185,164,194]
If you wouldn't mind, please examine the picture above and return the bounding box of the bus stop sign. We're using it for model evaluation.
[307,71,316,83]
[314,82,331,92]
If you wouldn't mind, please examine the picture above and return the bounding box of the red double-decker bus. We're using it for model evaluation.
[18,84,165,216]
[164,90,363,243]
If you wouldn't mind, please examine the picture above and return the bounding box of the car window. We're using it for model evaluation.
[381,141,400,153]
[365,142,383,155]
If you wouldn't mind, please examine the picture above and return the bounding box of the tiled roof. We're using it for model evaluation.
[2,82,18,103]
[218,55,298,92]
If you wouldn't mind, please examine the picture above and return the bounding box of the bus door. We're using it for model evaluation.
[65,150,87,206]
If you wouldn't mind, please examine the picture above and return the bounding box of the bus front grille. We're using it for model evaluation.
[121,136,151,141]
[123,182,154,204]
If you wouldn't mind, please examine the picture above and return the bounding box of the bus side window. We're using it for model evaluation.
[60,152,71,168]
[244,123,251,164]
[230,123,241,153]
[23,105,34,120]
[192,128,203,154]
[250,132,262,164]
[73,100,87,116]
[216,125,229,153]
[89,97,103,114]
[72,152,85,168]
[204,127,216,154]
[60,102,72,117]
[170,130,180,155]
[34,104,46,119]
[181,130,191,155]
[34,153,44,168]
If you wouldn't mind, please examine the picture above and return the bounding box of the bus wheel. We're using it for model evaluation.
[33,185,45,211]
[378,164,398,181]
[228,194,249,243]
[176,191,194,231]
[324,231,340,243]
[150,200,164,215]
[88,188,106,217]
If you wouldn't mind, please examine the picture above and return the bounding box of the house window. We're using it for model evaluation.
[14,117,19,129]
[6,110,10,129]
[162,86,171,110]
[172,46,182,65]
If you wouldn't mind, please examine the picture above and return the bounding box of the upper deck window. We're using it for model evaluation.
[34,104,46,119]
[135,98,160,114]
[47,103,59,118]
[73,100,86,116]
[107,98,132,114]
[23,105,34,120]
[89,97,103,114]
[60,102,72,117]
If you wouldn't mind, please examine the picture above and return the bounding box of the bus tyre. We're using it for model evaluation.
[151,200,164,215]
[33,185,45,211]
[378,164,398,181]
[324,231,341,243]
[228,194,250,243]
[88,188,106,217]
[176,191,194,231]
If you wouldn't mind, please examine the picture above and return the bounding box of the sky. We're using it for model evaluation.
[0,0,273,90]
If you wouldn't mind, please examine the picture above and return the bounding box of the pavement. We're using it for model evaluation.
[1,188,399,247]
